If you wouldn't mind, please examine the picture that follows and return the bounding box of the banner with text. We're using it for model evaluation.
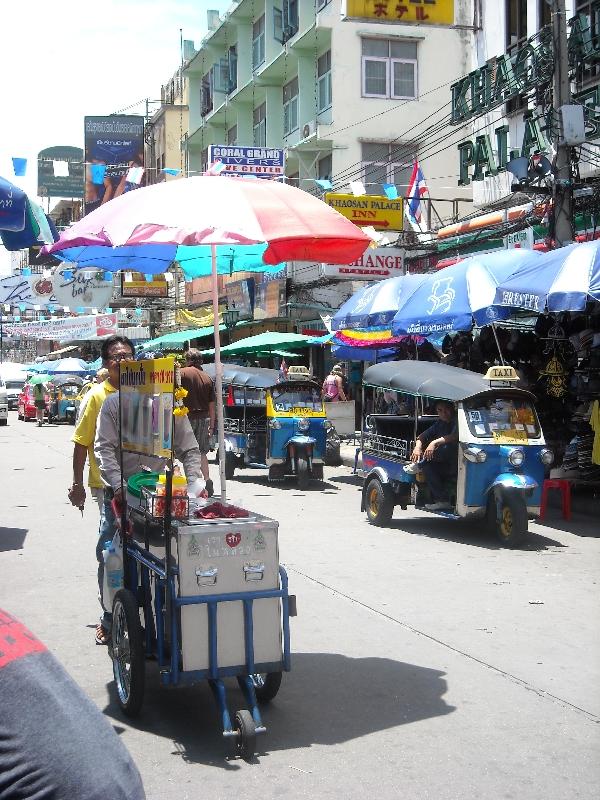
[3,313,117,340]
[120,357,175,458]
[322,246,404,279]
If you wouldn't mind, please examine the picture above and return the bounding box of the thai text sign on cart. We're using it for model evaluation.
[120,357,175,458]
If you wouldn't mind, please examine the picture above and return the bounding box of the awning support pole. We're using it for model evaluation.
[211,243,227,501]
[491,322,506,365]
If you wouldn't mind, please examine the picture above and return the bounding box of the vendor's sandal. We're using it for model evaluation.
[205,478,214,497]
[95,624,110,646]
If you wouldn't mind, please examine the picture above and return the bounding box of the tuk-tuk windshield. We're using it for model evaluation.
[464,395,540,439]
[271,385,322,412]
[60,385,80,398]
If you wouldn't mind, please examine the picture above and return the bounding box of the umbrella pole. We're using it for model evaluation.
[211,243,227,501]
[491,322,506,365]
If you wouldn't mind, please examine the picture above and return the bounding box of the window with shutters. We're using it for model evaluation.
[253,103,267,146]
[252,15,265,69]
[283,77,299,135]
[317,50,332,112]
[361,38,417,100]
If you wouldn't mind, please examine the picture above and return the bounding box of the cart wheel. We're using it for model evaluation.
[487,493,527,548]
[365,477,394,526]
[252,671,282,703]
[111,589,145,717]
[235,709,256,760]
[296,456,309,490]
[225,451,237,480]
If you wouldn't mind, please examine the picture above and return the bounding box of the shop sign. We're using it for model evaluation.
[120,357,175,458]
[0,274,56,310]
[52,265,114,309]
[322,246,404,279]
[225,278,254,320]
[37,146,84,199]
[121,272,169,298]
[208,145,285,178]
[324,193,403,230]
[254,279,286,320]
[505,228,534,249]
[345,0,454,25]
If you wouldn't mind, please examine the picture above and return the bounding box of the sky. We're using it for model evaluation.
[0,0,231,204]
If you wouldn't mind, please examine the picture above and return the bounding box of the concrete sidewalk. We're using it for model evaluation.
[339,439,361,472]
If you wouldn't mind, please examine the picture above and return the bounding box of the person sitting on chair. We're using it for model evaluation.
[410,400,458,511]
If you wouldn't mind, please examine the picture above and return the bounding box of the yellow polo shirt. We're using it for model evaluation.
[71,380,116,489]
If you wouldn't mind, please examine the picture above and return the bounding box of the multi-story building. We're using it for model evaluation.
[180,0,475,332]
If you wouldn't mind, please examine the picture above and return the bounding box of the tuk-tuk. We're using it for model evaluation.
[360,361,553,547]
[48,375,84,424]
[206,365,329,487]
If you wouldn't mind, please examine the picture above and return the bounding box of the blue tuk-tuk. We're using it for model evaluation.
[360,361,553,547]
[206,365,329,488]
[48,375,84,424]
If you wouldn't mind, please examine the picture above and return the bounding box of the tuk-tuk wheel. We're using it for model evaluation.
[365,477,394,526]
[489,493,527,548]
[235,709,256,760]
[296,456,309,489]
[225,451,237,480]
[252,671,282,703]
[111,589,145,717]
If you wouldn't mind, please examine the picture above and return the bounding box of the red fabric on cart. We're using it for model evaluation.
[194,502,249,519]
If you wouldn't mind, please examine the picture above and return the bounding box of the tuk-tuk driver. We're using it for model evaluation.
[410,400,458,511]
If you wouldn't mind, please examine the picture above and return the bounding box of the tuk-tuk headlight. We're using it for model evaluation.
[540,448,554,466]
[508,448,525,467]
[297,417,310,432]
[463,445,487,463]
[269,419,282,430]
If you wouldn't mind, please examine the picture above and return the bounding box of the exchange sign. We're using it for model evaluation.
[325,193,403,231]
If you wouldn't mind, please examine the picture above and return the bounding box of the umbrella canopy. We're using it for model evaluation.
[203,330,320,356]
[332,274,425,331]
[28,373,52,385]
[493,240,600,313]
[0,176,27,232]
[140,325,228,351]
[49,374,85,388]
[46,357,89,375]
[391,250,541,336]
[43,175,371,277]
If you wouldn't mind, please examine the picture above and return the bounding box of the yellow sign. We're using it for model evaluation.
[121,271,169,298]
[325,193,404,231]
[120,357,175,458]
[345,0,454,25]
[484,365,520,382]
[492,429,528,445]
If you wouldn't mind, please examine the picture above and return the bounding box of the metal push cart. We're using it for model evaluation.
[109,358,293,760]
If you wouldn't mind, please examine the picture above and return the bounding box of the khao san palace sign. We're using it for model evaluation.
[453,9,600,185]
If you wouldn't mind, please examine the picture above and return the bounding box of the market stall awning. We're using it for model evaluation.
[140,325,227,350]
[202,330,325,357]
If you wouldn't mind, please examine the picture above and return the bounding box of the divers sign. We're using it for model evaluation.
[324,193,403,230]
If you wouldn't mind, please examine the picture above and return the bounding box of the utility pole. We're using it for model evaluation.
[552,0,574,246]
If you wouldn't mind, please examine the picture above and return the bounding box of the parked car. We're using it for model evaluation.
[18,383,49,421]
[0,380,7,426]
[4,377,26,410]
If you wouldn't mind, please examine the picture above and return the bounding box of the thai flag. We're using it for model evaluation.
[405,161,429,231]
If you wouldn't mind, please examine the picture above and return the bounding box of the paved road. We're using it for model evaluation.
[1,412,598,799]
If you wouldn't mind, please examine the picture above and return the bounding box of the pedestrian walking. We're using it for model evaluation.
[322,364,347,402]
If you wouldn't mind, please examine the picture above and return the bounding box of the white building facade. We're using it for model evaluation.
[182,0,474,314]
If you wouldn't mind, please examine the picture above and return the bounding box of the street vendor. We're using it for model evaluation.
[94,389,205,641]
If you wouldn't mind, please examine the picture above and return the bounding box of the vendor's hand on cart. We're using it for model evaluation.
[410,443,423,462]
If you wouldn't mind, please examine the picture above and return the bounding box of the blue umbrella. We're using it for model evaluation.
[332,274,425,331]
[331,344,398,361]
[46,357,89,375]
[0,176,27,232]
[493,240,600,313]
[391,250,541,336]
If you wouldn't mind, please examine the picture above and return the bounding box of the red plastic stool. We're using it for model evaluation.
[540,479,571,521]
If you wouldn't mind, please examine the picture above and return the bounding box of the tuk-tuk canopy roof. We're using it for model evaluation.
[363,360,531,401]
[202,364,279,389]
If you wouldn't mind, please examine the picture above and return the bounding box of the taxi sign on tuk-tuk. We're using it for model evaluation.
[484,365,520,386]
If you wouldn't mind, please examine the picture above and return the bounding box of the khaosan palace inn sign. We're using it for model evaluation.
[453,8,600,185]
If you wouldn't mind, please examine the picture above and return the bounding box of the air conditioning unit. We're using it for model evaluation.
[302,120,317,139]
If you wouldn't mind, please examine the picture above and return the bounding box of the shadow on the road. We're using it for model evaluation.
[378,516,565,551]
[102,652,453,767]
[0,526,28,551]
[532,513,600,539]
[328,473,363,487]
[228,474,340,493]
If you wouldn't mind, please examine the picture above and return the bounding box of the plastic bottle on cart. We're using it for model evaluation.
[155,474,188,518]
[103,545,123,607]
